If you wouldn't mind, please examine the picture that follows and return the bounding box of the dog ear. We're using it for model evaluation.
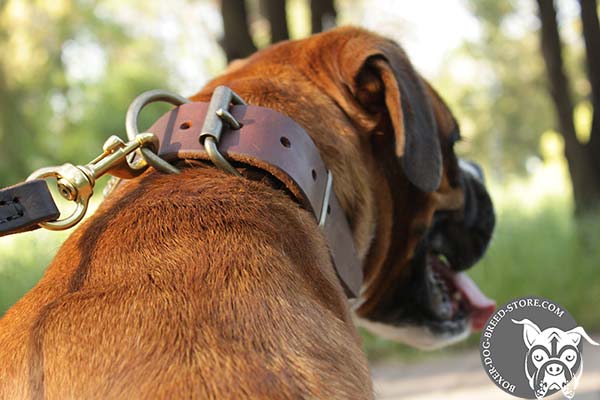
[565,326,600,346]
[512,319,542,349]
[337,35,442,193]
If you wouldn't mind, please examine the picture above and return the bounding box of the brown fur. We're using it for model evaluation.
[0,27,463,399]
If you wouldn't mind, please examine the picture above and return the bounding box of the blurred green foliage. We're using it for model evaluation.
[0,230,69,315]
[0,0,173,186]
[0,0,592,184]
[436,0,590,180]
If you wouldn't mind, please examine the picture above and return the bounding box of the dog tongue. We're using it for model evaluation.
[452,272,495,331]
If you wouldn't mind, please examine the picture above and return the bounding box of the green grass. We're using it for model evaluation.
[468,198,600,331]
[0,230,69,315]
[1,182,599,361]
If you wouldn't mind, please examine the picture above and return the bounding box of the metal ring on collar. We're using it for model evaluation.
[125,89,191,174]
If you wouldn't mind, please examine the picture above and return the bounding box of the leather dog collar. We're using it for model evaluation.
[143,101,362,298]
[0,91,363,298]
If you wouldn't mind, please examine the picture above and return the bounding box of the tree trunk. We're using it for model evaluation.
[310,0,337,33]
[262,0,289,43]
[536,0,600,215]
[580,0,600,174]
[220,0,257,62]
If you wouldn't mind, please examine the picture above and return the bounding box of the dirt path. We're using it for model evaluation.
[371,338,600,400]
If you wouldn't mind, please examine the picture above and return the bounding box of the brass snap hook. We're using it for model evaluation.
[26,133,158,230]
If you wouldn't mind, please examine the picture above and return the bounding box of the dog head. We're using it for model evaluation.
[354,78,497,349]
[513,319,599,399]
[192,27,495,348]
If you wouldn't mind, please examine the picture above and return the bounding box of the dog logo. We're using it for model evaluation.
[512,319,598,399]
[480,296,598,399]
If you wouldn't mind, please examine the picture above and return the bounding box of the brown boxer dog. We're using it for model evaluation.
[0,27,494,399]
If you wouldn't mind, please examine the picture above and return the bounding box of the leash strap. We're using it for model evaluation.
[145,102,363,297]
[0,180,60,237]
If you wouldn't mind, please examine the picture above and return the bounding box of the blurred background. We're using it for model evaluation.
[0,0,599,396]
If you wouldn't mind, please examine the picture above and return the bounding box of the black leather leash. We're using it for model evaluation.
[0,180,60,236]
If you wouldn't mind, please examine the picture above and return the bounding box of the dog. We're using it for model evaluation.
[513,319,599,399]
[0,26,494,398]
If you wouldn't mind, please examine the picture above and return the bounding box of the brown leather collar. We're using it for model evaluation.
[0,94,363,298]
[144,101,362,298]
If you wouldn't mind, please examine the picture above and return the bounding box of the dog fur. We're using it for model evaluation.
[0,27,473,399]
